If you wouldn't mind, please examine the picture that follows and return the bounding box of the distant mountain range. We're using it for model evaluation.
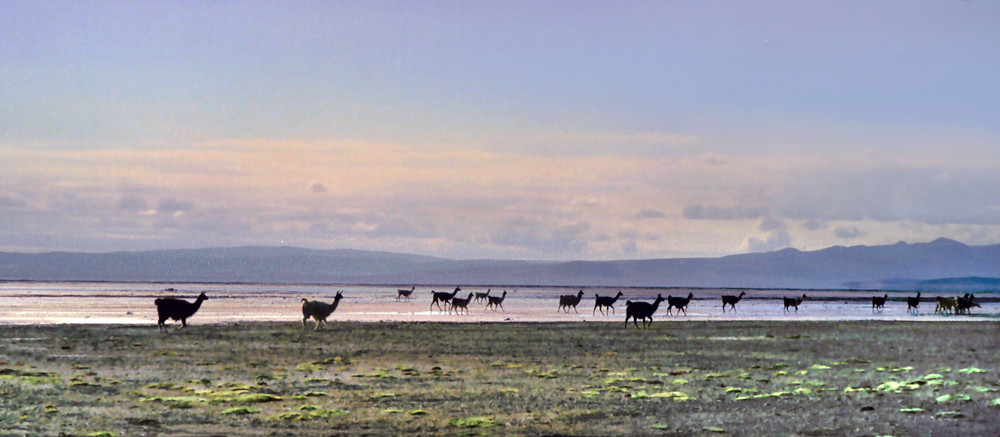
[2,238,999,291]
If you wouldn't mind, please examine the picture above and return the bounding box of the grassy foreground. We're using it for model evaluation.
[1,321,999,436]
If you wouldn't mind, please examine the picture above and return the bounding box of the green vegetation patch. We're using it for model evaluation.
[935,394,971,403]
[141,396,206,409]
[292,391,328,399]
[876,366,913,373]
[220,407,259,415]
[448,416,498,428]
[935,411,965,419]
[313,356,349,366]
[876,381,921,393]
[230,393,283,404]
[296,362,323,372]
[146,382,187,390]
[630,390,692,401]
[843,387,872,393]
[269,408,347,421]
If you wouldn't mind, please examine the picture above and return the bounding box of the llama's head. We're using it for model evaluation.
[334,291,344,301]
[198,292,209,301]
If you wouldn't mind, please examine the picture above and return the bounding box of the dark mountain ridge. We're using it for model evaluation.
[1,238,998,290]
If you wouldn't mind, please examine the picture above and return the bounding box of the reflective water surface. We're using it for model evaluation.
[1,282,996,325]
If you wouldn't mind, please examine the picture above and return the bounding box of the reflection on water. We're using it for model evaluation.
[0,281,996,325]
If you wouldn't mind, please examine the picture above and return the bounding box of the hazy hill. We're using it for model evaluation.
[2,238,999,290]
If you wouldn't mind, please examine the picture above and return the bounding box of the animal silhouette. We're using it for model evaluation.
[872,294,888,313]
[906,292,920,314]
[783,294,807,313]
[431,287,461,311]
[474,289,491,303]
[721,291,746,313]
[396,286,415,301]
[624,294,666,328]
[449,292,474,315]
[301,291,344,331]
[667,292,694,316]
[486,290,507,312]
[558,290,585,313]
[593,291,624,316]
[155,292,208,332]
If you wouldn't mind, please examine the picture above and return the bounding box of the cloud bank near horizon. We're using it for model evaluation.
[2,138,999,259]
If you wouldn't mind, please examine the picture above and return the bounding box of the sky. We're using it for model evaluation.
[2,1,999,260]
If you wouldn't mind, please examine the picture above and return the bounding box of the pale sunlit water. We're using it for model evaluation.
[0,282,996,326]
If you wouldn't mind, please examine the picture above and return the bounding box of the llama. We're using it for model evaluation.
[593,291,624,316]
[474,289,491,303]
[301,291,344,331]
[935,296,956,314]
[558,290,585,313]
[956,294,979,315]
[872,294,888,313]
[486,290,507,312]
[624,294,666,328]
[155,292,208,332]
[783,294,807,313]
[396,286,415,301]
[449,292,474,315]
[431,287,461,312]
[721,291,746,313]
[906,292,921,314]
[667,292,694,316]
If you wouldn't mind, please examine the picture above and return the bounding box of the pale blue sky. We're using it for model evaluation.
[2,1,999,259]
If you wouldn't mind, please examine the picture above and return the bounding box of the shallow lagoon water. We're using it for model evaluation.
[0,281,996,325]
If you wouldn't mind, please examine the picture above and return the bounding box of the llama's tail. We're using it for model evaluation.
[154,298,164,306]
